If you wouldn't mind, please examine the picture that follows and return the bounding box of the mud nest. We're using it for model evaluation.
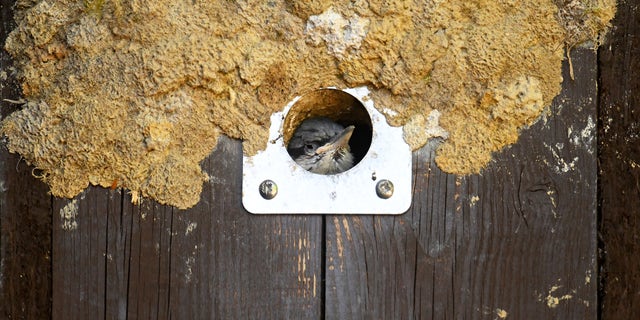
[2,0,615,208]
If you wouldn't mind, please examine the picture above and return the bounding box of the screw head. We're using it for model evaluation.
[259,180,278,200]
[376,179,394,199]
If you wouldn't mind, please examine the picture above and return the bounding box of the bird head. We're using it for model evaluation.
[287,117,356,174]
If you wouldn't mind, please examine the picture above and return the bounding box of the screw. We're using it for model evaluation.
[259,180,278,200]
[376,179,394,199]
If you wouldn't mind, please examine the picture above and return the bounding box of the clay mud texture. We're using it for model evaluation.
[2,0,615,208]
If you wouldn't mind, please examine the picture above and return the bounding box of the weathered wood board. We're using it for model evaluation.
[325,48,598,319]
[50,139,323,319]
[3,0,635,318]
[598,0,640,318]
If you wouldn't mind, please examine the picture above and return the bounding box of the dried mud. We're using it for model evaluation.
[1,0,615,208]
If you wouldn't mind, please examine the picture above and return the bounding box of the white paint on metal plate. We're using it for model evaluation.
[242,87,412,214]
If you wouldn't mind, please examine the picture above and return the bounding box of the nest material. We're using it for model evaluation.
[2,0,615,208]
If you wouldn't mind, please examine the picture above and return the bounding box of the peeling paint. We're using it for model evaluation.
[296,230,315,298]
[539,285,574,308]
[59,199,79,231]
[569,116,596,153]
[332,217,345,272]
[545,142,579,173]
[184,255,195,283]
[185,222,197,236]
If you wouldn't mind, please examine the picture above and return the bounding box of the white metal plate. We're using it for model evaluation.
[242,87,412,214]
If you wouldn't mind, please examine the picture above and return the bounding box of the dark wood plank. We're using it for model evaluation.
[165,137,323,319]
[3,0,620,317]
[50,136,323,319]
[104,191,130,319]
[51,188,120,319]
[598,0,640,318]
[325,48,598,319]
[121,198,173,319]
[0,156,52,319]
[0,0,52,318]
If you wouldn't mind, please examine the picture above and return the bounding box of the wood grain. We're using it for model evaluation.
[325,48,598,319]
[0,155,52,319]
[598,0,640,318]
[52,188,118,319]
[50,137,323,319]
[2,0,634,318]
[163,137,322,319]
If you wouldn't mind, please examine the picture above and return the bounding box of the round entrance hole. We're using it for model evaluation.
[284,89,373,174]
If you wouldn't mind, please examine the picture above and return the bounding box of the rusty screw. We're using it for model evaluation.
[259,180,278,200]
[376,179,394,199]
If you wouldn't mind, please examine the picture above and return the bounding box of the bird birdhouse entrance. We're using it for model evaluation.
[282,89,372,173]
[242,87,412,214]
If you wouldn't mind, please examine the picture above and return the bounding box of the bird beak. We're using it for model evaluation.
[316,125,355,155]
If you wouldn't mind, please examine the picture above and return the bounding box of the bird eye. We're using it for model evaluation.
[305,144,314,150]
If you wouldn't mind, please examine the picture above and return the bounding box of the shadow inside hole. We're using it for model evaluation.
[284,89,373,172]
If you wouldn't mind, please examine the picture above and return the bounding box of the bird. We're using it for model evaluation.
[287,117,355,174]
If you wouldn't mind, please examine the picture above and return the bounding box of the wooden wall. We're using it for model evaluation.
[0,0,638,318]
[598,0,640,318]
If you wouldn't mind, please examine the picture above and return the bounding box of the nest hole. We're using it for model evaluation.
[283,89,373,170]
